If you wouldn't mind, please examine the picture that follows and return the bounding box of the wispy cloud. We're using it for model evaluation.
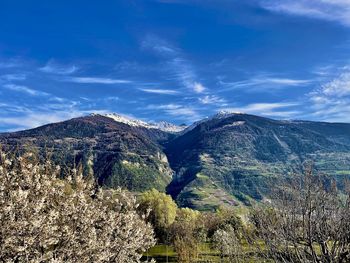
[261,77,311,86]
[260,0,350,27]
[142,35,179,57]
[199,95,226,105]
[144,103,200,121]
[0,108,109,131]
[223,102,300,118]
[0,95,110,130]
[193,82,205,93]
[219,74,312,93]
[308,70,350,122]
[0,59,22,69]
[319,72,350,97]
[39,60,78,75]
[139,88,179,95]
[63,77,132,84]
[3,84,49,96]
[0,74,26,81]
[0,112,80,130]
[142,35,206,94]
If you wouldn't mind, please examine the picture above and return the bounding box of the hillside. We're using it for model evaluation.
[1,112,350,210]
[165,113,350,209]
[0,114,175,192]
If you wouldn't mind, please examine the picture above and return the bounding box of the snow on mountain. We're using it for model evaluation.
[152,121,187,133]
[182,110,243,134]
[97,113,186,133]
[94,111,242,134]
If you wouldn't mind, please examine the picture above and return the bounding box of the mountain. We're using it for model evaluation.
[0,114,175,192]
[1,112,350,210]
[164,113,350,209]
[102,113,187,133]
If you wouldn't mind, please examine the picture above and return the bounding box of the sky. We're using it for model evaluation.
[1,0,350,131]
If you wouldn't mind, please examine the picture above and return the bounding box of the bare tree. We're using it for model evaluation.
[250,166,350,262]
[212,225,242,263]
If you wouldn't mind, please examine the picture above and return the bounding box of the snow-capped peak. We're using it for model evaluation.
[104,113,149,127]
[182,110,242,133]
[97,113,186,133]
[150,121,187,133]
[213,110,242,119]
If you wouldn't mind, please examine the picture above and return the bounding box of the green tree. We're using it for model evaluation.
[139,188,177,236]
[170,208,204,263]
[216,205,243,232]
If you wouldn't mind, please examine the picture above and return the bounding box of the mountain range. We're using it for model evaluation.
[1,112,350,210]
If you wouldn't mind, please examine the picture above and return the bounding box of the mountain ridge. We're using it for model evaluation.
[98,113,187,133]
[1,112,350,210]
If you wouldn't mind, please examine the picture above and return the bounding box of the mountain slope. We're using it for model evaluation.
[0,114,175,192]
[102,113,187,133]
[165,113,350,209]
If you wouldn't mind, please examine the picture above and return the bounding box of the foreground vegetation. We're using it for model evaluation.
[139,166,350,262]
[0,151,155,262]
[1,149,350,262]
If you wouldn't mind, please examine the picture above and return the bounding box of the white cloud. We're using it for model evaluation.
[145,103,200,119]
[199,95,226,105]
[260,0,350,27]
[142,35,206,94]
[168,58,206,93]
[139,88,179,95]
[219,75,312,93]
[145,103,183,110]
[193,82,206,93]
[64,77,132,84]
[165,107,198,117]
[3,84,49,96]
[0,112,81,130]
[308,70,350,122]
[0,74,26,81]
[40,61,78,75]
[0,103,29,114]
[262,77,311,86]
[223,102,300,118]
[0,109,110,131]
[142,35,178,56]
[229,102,298,111]
[0,96,111,130]
[320,72,350,97]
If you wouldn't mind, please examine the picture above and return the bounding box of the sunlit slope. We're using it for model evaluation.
[165,113,350,209]
[0,114,174,192]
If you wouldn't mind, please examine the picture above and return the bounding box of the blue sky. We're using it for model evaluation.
[1,0,350,131]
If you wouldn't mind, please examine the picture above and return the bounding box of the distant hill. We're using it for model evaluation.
[1,112,350,210]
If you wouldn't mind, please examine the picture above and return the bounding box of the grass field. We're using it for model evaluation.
[143,243,267,262]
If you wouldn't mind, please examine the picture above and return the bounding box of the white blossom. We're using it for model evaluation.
[0,152,155,262]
